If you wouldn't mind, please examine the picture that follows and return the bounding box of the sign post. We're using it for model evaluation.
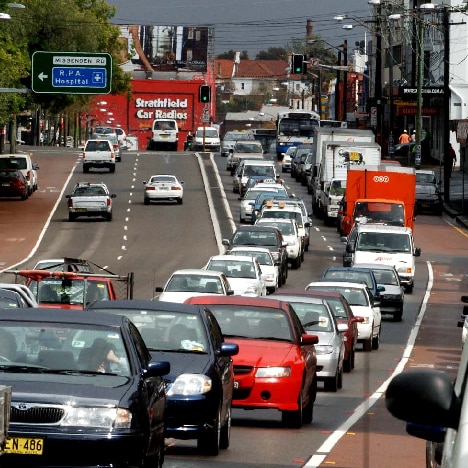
[32,52,112,94]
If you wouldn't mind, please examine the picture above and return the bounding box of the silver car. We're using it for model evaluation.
[273,294,347,392]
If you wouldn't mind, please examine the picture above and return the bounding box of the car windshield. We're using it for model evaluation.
[330,180,346,196]
[324,297,350,320]
[73,186,107,196]
[204,304,292,341]
[262,210,303,226]
[32,279,110,306]
[197,129,218,138]
[258,221,294,236]
[235,143,262,153]
[354,201,404,225]
[416,173,436,184]
[232,230,279,247]
[244,166,275,178]
[0,321,130,376]
[93,308,208,353]
[165,275,223,294]
[416,184,437,195]
[307,286,369,307]
[356,232,411,253]
[224,132,250,141]
[150,176,177,184]
[371,269,399,286]
[288,302,333,332]
[230,250,272,266]
[0,158,27,170]
[323,270,373,290]
[207,260,256,279]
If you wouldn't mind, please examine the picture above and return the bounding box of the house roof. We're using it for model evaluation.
[214,59,290,80]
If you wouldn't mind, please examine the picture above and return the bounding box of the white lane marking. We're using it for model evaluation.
[304,261,434,467]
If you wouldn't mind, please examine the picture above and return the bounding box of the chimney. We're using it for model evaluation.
[306,19,313,39]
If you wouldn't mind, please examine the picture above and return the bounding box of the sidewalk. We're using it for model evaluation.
[442,166,468,228]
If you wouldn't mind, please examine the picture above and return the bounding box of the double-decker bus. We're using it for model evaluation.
[276,110,320,160]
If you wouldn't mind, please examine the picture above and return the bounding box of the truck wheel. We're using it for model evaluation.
[405,283,414,294]
[105,212,112,221]
[109,166,115,173]
[83,164,89,173]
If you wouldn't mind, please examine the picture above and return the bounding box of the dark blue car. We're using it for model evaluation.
[87,299,239,456]
[0,308,170,468]
[320,266,384,301]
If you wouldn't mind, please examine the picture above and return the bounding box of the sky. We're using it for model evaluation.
[107,0,375,58]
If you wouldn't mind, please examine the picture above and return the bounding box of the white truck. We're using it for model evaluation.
[308,127,375,216]
[314,141,382,222]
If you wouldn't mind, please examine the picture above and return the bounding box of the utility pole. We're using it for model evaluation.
[343,40,348,122]
[442,6,451,201]
[335,50,342,120]
[415,11,424,169]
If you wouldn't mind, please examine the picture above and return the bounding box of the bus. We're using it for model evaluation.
[276,110,320,160]
[320,119,347,128]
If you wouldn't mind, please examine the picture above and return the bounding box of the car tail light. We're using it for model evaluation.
[171,186,182,191]
[146,186,155,191]
[68,199,73,208]
[82,152,86,158]
[113,144,119,150]
[106,198,111,206]
[111,152,115,159]
[26,170,31,181]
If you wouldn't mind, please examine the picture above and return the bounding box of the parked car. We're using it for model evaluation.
[0,153,39,195]
[273,293,347,392]
[353,263,405,321]
[415,182,444,215]
[276,289,363,373]
[65,182,116,221]
[0,169,29,200]
[306,281,382,352]
[227,246,280,294]
[86,299,239,455]
[156,269,234,303]
[0,308,170,468]
[185,295,319,428]
[204,254,267,297]
[222,225,288,287]
[143,174,184,205]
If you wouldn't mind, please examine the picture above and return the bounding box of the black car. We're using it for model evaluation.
[415,182,443,215]
[87,299,239,456]
[0,308,170,468]
[320,265,384,302]
[222,225,289,287]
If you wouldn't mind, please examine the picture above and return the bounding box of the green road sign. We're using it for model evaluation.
[31,51,112,94]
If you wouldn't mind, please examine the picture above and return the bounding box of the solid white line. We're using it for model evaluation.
[304,261,434,467]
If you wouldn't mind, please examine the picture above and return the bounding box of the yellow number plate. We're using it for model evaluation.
[4,437,44,455]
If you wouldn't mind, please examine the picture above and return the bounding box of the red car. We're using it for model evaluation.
[0,169,28,200]
[185,295,318,428]
[273,289,364,372]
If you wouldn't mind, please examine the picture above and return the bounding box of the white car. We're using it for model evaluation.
[305,281,382,352]
[255,218,303,269]
[156,269,233,303]
[204,254,267,297]
[143,174,184,205]
[0,153,39,195]
[0,283,38,308]
[65,182,116,222]
[281,147,295,173]
[227,246,279,294]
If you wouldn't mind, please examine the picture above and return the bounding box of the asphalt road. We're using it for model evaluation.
[0,147,467,467]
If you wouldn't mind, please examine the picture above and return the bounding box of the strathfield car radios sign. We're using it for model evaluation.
[31,52,112,94]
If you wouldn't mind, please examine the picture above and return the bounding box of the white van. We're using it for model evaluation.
[0,153,39,195]
[193,126,220,152]
[148,119,179,151]
[349,224,421,292]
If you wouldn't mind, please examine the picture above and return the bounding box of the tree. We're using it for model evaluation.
[255,48,287,60]
[216,50,249,60]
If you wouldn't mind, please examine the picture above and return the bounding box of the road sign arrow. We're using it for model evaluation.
[38,72,48,81]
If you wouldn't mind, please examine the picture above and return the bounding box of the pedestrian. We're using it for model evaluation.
[448,143,457,176]
[410,130,416,142]
[399,130,410,144]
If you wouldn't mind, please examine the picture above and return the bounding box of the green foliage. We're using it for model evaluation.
[255,48,288,60]
[0,0,132,125]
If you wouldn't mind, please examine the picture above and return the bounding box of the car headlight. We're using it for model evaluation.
[244,285,260,295]
[62,406,131,429]
[167,374,212,396]
[256,367,291,378]
[264,273,275,280]
[315,345,335,355]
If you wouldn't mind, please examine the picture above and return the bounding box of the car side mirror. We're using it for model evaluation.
[111,194,117,198]
[155,287,163,292]
[33,162,40,170]
[414,247,421,257]
[226,289,235,296]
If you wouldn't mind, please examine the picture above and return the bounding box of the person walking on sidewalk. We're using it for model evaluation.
[448,144,457,176]
[399,130,410,144]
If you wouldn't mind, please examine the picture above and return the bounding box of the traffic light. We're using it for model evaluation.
[292,54,305,74]
[199,85,211,103]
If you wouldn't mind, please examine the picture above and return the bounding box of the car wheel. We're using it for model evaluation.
[68,213,76,222]
[282,266,287,286]
[372,326,381,350]
[363,336,373,352]
[406,283,414,293]
[105,212,112,222]
[83,164,89,173]
[293,256,301,269]
[282,389,303,428]
[219,406,231,450]
[394,309,403,322]
[337,365,343,389]
[302,376,316,424]
[109,166,115,173]
[324,369,339,392]
[144,198,150,205]
[177,198,183,205]
[197,407,221,455]
[343,347,353,373]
